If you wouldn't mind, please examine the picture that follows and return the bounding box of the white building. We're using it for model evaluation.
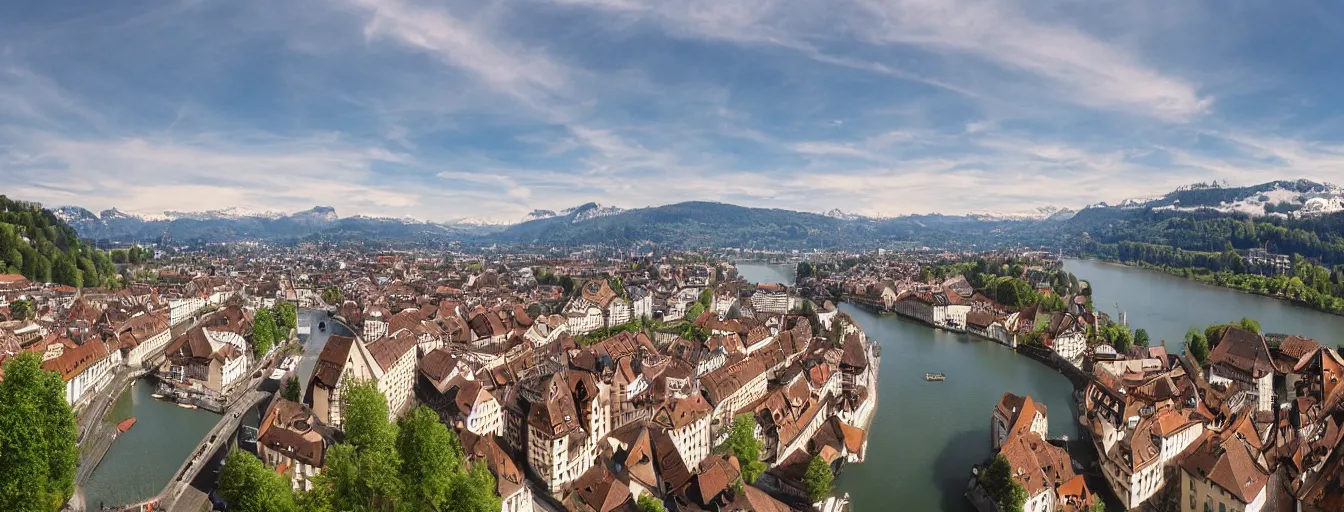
[42,337,122,406]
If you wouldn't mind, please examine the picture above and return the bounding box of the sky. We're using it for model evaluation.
[3,0,1344,223]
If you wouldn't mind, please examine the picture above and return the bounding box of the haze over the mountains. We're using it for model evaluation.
[48,179,1344,248]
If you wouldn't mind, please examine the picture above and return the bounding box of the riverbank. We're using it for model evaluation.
[1089,257,1344,318]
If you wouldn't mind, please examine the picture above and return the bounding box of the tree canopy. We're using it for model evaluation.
[273,302,298,334]
[0,197,117,288]
[804,455,835,503]
[282,377,301,402]
[252,308,278,358]
[289,383,500,512]
[0,352,78,511]
[1186,328,1210,365]
[637,493,667,512]
[717,414,767,484]
[220,450,297,512]
[8,298,33,321]
[982,454,1026,512]
[321,286,344,305]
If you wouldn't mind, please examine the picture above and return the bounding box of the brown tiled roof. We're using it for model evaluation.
[312,335,355,389]
[367,330,416,371]
[257,397,328,467]
[572,464,630,512]
[419,348,458,384]
[701,356,767,407]
[41,337,113,381]
[1209,326,1274,378]
[1179,434,1269,504]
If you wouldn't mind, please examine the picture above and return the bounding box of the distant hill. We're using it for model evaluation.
[54,205,459,245]
[0,197,116,287]
[43,178,1344,251]
[486,201,1055,250]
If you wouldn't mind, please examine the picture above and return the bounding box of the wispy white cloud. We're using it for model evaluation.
[1,0,1342,223]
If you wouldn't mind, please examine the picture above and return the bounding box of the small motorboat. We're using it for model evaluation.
[177,403,198,410]
[925,372,946,381]
[151,393,165,399]
[117,418,137,433]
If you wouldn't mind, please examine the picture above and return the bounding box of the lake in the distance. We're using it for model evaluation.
[1065,259,1344,351]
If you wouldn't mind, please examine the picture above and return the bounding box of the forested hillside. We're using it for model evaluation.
[1064,208,1344,266]
[0,196,116,288]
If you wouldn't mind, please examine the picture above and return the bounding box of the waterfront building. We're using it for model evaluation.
[42,335,122,406]
[991,392,1047,452]
[114,310,171,367]
[1205,327,1276,413]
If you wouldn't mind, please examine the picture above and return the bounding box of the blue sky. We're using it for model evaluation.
[3,0,1344,222]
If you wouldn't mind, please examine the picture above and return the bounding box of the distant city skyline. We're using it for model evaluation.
[3,0,1344,221]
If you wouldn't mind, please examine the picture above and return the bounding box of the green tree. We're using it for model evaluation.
[282,377,302,402]
[804,455,835,503]
[1186,328,1210,365]
[317,381,403,510]
[637,493,667,512]
[219,450,297,512]
[343,381,395,451]
[252,308,278,358]
[396,406,461,511]
[1133,328,1150,347]
[448,462,501,512]
[1204,324,1228,347]
[273,301,298,334]
[1237,317,1261,335]
[0,352,78,511]
[717,414,767,483]
[9,298,33,320]
[685,302,706,322]
[1091,500,1106,512]
[1001,481,1027,512]
[982,454,1025,512]
[321,286,344,305]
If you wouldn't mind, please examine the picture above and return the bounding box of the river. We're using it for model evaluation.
[81,379,219,509]
[737,260,1344,511]
[80,309,343,509]
[1064,259,1344,350]
[736,263,1079,511]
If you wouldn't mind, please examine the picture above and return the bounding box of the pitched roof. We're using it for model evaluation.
[1180,434,1270,504]
[312,335,355,389]
[1209,326,1275,378]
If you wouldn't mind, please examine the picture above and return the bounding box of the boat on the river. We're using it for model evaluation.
[925,372,946,381]
[177,403,198,410]
[151,393,165,399]
[117,418,137,433]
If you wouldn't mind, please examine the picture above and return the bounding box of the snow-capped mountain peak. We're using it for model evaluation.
[823,208,863,221]
[967,206,1072,221]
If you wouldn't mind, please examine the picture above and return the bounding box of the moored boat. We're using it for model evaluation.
[177,403,198,410]
[117,418,137,432]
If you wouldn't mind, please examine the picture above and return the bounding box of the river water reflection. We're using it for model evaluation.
[737,263,1078,511]
[82,379,218,509]
[1065,259,1344,351]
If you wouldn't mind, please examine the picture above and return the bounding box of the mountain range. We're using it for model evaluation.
[47,179,1344,249]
